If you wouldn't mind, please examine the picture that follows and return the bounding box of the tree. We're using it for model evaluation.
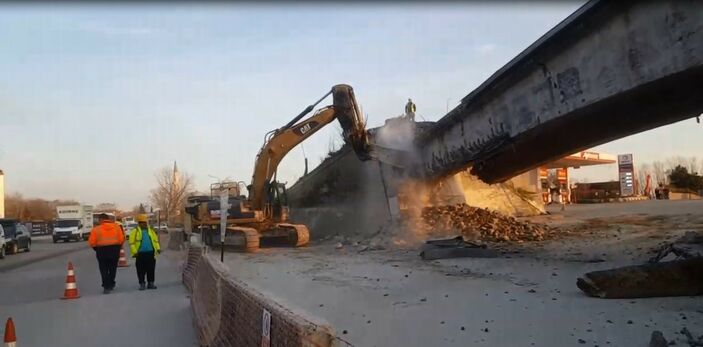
[4,193,79,221]
[148,164,194,225]
[95,203,118,212]
[668,165,703,192]
[652,161,668,185]
[686,156,699,174]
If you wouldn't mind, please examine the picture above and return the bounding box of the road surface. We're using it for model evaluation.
[0,235,196,347]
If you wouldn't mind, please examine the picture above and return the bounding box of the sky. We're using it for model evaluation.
[1,2,700,209]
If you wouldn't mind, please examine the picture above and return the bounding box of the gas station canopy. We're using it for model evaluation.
[544,151,616,169]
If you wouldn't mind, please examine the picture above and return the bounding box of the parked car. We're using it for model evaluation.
[156,223,169,233]
[0,225,6,259]
[0,219,32,254]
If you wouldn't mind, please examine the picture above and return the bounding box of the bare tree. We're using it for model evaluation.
[652,161,668,185]
[686,156,699,174]
[95,202,118,212]
[666,156,687,173]
[149,165,194,225]
[4,193,79,221]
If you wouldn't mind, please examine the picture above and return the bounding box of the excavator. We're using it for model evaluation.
[184,84,373,251]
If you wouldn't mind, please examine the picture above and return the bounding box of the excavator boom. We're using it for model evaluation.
[248,84,372,210]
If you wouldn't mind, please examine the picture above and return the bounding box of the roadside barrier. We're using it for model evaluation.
[183,245,348,346]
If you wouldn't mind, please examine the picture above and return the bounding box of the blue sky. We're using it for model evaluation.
[1,2,699,209]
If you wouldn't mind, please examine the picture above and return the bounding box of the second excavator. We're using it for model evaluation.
[184,84,373,251]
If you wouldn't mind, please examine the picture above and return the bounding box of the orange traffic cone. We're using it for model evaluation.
[4,318,16,347]
[61,262,80,300]
[117,249,130,267]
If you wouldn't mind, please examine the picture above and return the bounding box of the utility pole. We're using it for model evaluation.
[219,189,229,262]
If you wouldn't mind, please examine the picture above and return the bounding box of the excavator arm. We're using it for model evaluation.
[248,84,372,210]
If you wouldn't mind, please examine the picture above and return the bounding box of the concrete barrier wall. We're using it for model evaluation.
[183,245,344,347]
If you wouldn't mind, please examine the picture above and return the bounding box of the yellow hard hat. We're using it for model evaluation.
[136,214,148,223]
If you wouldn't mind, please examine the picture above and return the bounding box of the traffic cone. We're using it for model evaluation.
[117,249,130,267]
[4,318,16,347]
[61,262,80,300]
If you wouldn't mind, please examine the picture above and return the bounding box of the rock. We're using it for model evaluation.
[415,203,554,243]
[335,242,344,249]
[649,331,668,347]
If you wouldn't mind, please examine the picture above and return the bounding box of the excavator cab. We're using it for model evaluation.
[265,181,289,222]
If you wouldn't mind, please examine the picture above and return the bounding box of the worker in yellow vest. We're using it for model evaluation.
[129,214,161,290]
[404,98,416,121]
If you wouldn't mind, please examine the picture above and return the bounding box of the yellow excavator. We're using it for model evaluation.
[184,84,373,251]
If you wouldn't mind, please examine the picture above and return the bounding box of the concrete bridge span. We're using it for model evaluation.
[418,0,703,183]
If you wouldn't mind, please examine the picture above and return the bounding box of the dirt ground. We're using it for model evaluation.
[216,199,703,347]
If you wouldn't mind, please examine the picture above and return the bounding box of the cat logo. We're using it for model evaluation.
[294,121,319,136]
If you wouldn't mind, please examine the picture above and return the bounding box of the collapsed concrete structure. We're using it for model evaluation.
[287,118,544,240]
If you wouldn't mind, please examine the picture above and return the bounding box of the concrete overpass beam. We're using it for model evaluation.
[418,0,703,183]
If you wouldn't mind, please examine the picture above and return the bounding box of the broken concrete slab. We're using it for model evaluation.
[649,331,668,347]
[650,231,703,263]
[420,247,499,260]
[420,236,498,260]
[577,257,703,299]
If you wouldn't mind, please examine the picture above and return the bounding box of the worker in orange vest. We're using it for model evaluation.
[88,213,126,294]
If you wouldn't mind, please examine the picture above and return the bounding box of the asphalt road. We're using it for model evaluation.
[0,236,196,347]
[0,235,86,273]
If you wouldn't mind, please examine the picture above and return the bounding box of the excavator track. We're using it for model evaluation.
[226,226,260,252]
[277,223,310,247]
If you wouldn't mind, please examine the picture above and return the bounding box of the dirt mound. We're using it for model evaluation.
[415,203,553,242]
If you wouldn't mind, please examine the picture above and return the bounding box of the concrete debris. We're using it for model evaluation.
[649,331,668,347]
[416,203,553,242]
[681,327,703,347]
[576,257,703,298]
[650,231,703,263]
[420,236,499,260]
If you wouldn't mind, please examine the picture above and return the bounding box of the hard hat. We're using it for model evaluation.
[136,214,148,223]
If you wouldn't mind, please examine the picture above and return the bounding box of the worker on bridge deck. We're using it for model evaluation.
[405,98,416,122]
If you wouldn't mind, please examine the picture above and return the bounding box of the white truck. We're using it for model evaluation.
[53,205,94,243]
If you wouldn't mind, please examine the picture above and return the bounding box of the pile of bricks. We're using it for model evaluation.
[416,203,553,242]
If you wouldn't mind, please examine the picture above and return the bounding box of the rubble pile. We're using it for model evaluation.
[416,203,553,242]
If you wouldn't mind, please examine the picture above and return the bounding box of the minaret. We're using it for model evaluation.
[172,161,180,188]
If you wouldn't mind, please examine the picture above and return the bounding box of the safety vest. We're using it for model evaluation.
[129,226,161,257]
[405,102,416,114]
[88,222,125,247]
